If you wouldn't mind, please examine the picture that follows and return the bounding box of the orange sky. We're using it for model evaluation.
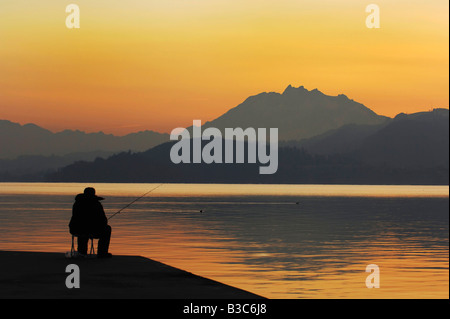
[0,0,448,135]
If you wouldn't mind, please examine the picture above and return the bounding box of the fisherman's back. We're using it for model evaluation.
[69,193,107,236]
[69,187,112,258]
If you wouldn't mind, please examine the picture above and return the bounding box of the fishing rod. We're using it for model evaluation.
[108,183,164,220]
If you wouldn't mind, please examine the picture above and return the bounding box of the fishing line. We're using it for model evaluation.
[108,183,164,220]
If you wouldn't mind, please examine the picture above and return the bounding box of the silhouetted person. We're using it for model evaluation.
[69,187,112,258]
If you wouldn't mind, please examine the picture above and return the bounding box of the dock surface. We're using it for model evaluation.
[0,250,263,299]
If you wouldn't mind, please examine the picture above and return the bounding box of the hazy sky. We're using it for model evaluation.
[0,0,448,135]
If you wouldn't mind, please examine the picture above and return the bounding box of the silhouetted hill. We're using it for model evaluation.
[0,151,117,181]
[47,112,449,185]
[201,85,389,141]
[354,108,449,169]
[281,122,388,155]
[282,109,449,169]
[0,120,169,159]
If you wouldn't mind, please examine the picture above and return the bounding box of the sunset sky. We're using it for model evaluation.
[0,0,448,135]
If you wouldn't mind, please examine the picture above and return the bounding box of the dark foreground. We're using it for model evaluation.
[0,251,263,299]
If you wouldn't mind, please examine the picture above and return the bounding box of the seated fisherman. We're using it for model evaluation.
[69,187,112,258]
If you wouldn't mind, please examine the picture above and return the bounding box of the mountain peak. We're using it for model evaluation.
[207,85,389,141]
[282,85,307,95]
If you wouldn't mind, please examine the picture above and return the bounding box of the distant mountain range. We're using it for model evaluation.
[0,151,116,181]
[1,85,448,184]
[0,120,169,159]
[47,108,449,185]
[201,85,389,141]
[0,120,169,180]
[0,85,389,159]
[283,108,449,169]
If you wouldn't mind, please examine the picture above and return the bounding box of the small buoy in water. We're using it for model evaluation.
[295,202,300,205]
[200,210,203,213]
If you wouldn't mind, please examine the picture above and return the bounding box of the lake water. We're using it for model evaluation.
[0,183,448,298]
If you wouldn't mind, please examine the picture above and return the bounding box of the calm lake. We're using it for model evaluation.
[0,183,448,298]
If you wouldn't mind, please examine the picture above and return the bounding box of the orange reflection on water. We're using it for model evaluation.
[1,183,448,198]
[0,183,448,298]
[108,223,449,299]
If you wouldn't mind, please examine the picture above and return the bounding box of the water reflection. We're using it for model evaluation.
[0,183,448,298]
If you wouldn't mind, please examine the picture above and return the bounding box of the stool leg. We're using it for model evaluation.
[90,238,95,255]
[71,235,75,255]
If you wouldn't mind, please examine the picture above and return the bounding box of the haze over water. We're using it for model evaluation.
[0,183,448,298]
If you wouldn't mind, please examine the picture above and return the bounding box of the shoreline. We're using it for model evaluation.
[0,250,264,299]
